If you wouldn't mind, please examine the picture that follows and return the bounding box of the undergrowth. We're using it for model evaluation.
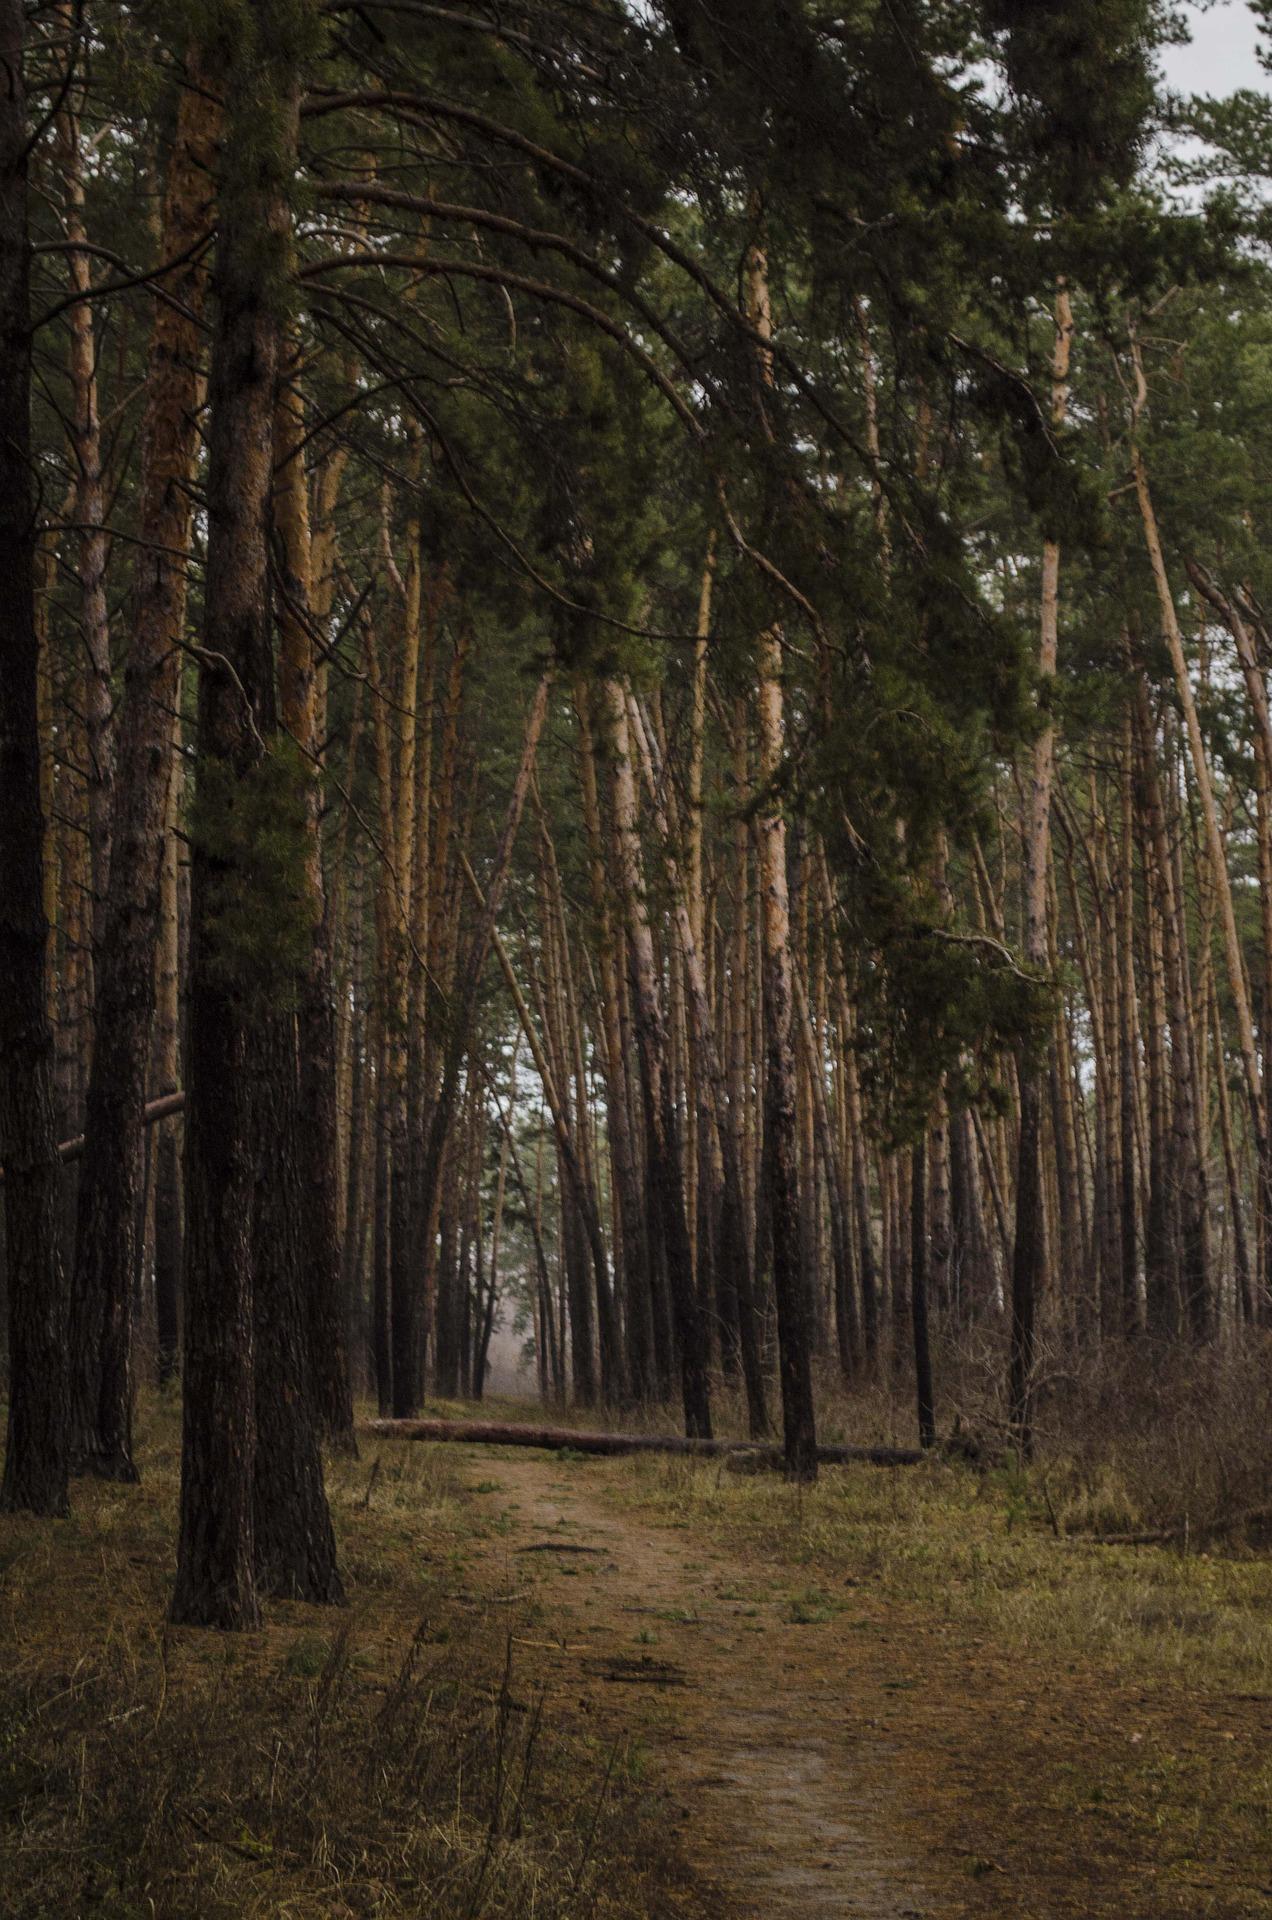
[0,1399,689,1920]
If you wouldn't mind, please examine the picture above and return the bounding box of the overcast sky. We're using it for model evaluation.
[1160,1,1266,94]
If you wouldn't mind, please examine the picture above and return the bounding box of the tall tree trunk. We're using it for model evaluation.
[535,791,623,1402]
[794,969,856,1373]
[600,677,711,1438]
[55,4,113,953]
[274,353,355,1450]
[1010,285,1072,1454]
[911,1137,936,1450]
[1186,561,1272,1321]
[153,694,185,1386]
[172,5,328,1629]
[575,682,655,1400]
[1131,341,1266,1279]
[1131,663,1211,1339]
[627,692,768,1434]
[484,899,606,1404]
[384,480,424,1415]
[67,63,217,1479]
[0,0,70,1517]
[372,1018,393,1415]
[754,629,816,1479]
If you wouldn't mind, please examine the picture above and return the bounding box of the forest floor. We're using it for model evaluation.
[3,1395,1272,1917]
[424,1418,1272,1920]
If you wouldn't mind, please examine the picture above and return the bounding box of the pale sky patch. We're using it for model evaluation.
[1160,0,1266,96]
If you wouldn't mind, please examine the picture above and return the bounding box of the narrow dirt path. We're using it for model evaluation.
[459,1448,934,1920]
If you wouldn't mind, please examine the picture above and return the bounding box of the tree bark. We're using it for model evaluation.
[274,352,356,1450]
[0,0,71,1518]
[1131,343,1265,1228]
[172,7,324,1629]
[754,630,816,1479]
[55,4,113,955]
[67,61,216,1479]
[575,681,655,1400]
[153,713,184,1387]
[1010,285,1072,1454]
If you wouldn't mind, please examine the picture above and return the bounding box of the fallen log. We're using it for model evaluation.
[360,1417,923,1468]
[1088,1504,1272,1550]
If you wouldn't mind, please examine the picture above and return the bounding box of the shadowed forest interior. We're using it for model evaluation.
[6,3,1272,1916]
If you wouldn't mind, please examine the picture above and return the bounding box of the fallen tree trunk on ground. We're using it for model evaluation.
[1088,1504,1272,1550]
[361,1417,923,1467]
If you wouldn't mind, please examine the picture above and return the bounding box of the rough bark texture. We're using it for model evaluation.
[68,67,217,1480]
[251,1012,345,1602]
[153,713,185,1385]
[172,14,317,1629]
[274,362,356,1451]
[0,0,71,1518]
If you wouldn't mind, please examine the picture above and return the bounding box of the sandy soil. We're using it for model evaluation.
[462,1448,933,1919]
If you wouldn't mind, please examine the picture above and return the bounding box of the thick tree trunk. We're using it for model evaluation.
[67,65,216,1479]
[251,1012,344,1602]
[0,0,70,1518]
[172,9,325,1629]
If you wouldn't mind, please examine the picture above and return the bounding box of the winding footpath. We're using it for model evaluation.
[461,1447,934,1920]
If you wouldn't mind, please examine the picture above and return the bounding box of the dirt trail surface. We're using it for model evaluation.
[459,1447,932,1920]
[440,1442,1272,1920]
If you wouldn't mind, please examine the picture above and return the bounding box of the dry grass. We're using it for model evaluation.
[7,1342,1272,1919]
[612,1439,1272,1690]
[601,1441,1272,1917]
[0,1395,694,1920]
